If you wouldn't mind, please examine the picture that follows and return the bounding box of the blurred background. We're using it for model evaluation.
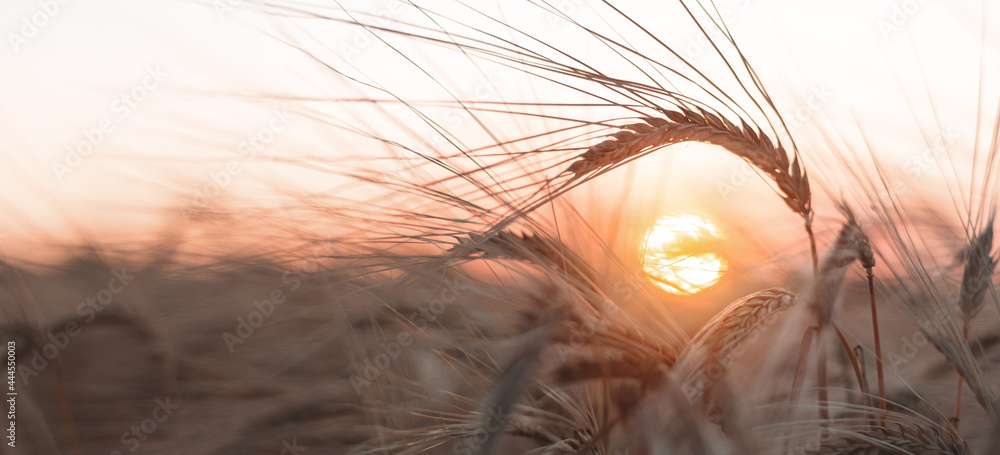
[0,0,997,329]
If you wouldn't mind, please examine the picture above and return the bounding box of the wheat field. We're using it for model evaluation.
[2,0,1000,454]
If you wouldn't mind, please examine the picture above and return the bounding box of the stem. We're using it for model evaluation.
[954,377,963,428]
[805,215,818,277]
[54,360,82,455]
[790,326,818,405]
[786,325,818,454]
[817,322,829,429]
[954,326,970,428]
[855,346,875,428]
[832,323,864,394]
[867,270,886,427]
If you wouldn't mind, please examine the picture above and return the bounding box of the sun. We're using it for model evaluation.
[642,214,728,295]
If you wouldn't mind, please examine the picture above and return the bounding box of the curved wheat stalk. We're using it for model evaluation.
[564,107,818,273]
[672,288,798,403]
[565,108,812,222]
[794,215,876,427]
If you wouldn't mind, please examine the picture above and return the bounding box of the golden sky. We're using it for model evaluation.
[0,0,995,264]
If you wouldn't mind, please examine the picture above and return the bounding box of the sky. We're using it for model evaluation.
[0,0,996,264]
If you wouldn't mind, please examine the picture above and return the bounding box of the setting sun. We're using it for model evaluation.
[642,214,728,295]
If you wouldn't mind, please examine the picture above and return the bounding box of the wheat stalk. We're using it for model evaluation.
[566,108,811,220]
[564,107,818,274]
[673,288,798,403]
[791,215,875,430]
[953,215,996,426]
[802,422,969,454]
[957,216,996,329]
[836,203,887,425]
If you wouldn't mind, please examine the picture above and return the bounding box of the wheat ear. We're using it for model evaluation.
[565,107,817,269]
[797,215,873,428]
[673,288,798,403]
[566,108,809,215]
[803,421,969,454]
[837,203,886,425]
[958,216,996,327]
[953,215,996,426]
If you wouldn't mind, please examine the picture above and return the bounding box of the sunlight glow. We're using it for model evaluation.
[642,214,727,295]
